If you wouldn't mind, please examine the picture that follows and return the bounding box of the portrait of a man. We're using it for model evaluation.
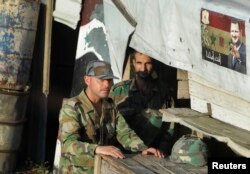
[228,18,246,74]
[201,9,247,74]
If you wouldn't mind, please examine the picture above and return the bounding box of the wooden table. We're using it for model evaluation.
[95,154,207,174]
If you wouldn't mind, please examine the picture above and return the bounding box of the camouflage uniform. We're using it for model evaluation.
[58,90,147,174]
[110,78,173,153]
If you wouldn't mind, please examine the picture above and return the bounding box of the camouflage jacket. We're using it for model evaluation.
[110,79,173,153]
[58,90,147,174]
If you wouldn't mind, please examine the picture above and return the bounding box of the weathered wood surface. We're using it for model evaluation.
[190,95,250,132]
[177,69,188,80]
[177,80,190,99]
[188,72,250,131]
[177,69,190,99]
[99,154,207,174]
[160,108,250,157]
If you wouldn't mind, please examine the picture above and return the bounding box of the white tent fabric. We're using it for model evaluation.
[104,0,135,83]
[104,0,250,101]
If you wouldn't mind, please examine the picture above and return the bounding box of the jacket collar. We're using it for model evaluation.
[77,90,96,114]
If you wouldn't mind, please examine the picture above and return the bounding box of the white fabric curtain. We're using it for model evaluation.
[104,0,250,101]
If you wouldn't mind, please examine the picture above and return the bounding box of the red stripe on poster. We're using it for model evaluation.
[201,9,245,36]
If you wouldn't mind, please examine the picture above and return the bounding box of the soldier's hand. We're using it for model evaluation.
[95,145,125,159]
[142,147,165,158]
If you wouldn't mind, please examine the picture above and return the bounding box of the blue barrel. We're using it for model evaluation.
[0,0,40,172]
[0,0,40,90]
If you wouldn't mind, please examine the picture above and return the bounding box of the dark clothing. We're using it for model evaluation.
[110,78,173,154]
[228,42,246,74]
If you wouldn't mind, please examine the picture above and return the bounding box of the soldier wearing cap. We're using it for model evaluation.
[58,59,165,173]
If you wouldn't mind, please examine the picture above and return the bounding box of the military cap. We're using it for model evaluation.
[86,60,118,79]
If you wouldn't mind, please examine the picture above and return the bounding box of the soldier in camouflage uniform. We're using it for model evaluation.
[110,50,174,154]
[58,59,165,174]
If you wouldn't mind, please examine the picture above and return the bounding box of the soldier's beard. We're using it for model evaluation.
[136,71,153,96]
[137,71,150,79]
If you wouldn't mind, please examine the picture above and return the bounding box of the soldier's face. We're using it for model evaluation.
[85,76,113,99]
[230,23,241,44]
[133,52,153,78]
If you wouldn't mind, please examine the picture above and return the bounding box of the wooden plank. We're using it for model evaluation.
[190,95,250,132]
[101,160,123,174]
[100,154,207,174]
[211,104,250,130]
[100,155,135,174]
[43,0,53,96]
[177,80,190,99]
[190,95,210,113]
[188,72,234,96]
[132,155,174,174]
[189,80,250,131]
[160,108,250,157]
[189,79,250,117]
[118,157,155,174]
[101,154,157,174]
[177,69,188,80]
[132,155,207,174]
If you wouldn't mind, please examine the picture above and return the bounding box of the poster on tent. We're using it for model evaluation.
[201,9,246,74]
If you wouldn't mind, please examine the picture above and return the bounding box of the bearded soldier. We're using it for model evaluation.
[110,50,174,154]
